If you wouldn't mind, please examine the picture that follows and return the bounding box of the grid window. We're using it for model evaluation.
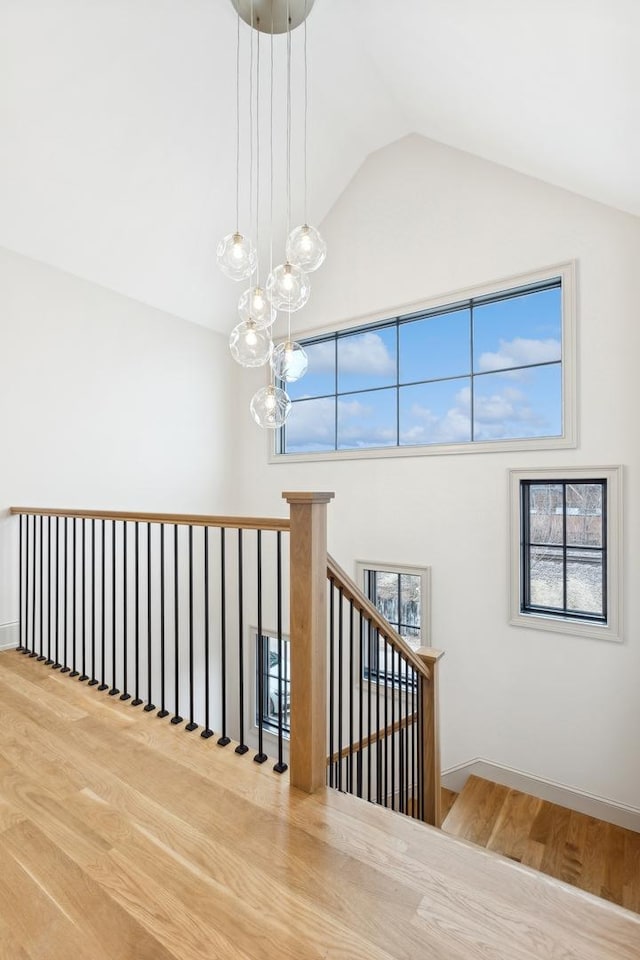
[256,634,290,737]
[278,268,574,458]
[357,562,430,683]
[521,480,606,622]
[510,467,622,641]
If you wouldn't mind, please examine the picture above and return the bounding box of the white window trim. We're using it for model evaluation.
[268,261,577,464]
[508,466,623,642]
[355,559,431,648]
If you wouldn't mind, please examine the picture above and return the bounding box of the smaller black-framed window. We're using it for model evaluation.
[256,634,290,738]
[520,479,607,623]
[358,562,429,685]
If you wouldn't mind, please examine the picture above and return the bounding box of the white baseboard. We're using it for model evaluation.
[0,622,19,651]
[442,757,640,833]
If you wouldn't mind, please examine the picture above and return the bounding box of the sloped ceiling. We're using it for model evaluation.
[1,0,638,332]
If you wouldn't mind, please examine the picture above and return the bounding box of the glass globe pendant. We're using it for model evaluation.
[238,285,277,329]
[286,224,326,273]
[250,385,292,429]
[229,319,272,367]
[217,232,257,281]
[270,341,308,383]
[266,261,310,312]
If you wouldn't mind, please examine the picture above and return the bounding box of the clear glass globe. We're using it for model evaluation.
[250,385,292,429]
[238,285,276,329]
[266,262,310,312]
[217,232,257,281]
[229,320,272,367]
[270,341,308,383]
[286,224,327,273]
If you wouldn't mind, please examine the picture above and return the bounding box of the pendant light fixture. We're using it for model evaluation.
[217,0,326,429]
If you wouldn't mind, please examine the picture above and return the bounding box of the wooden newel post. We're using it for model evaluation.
[284,491,335,794]
[417,647,445,827]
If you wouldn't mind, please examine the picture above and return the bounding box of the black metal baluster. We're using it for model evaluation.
[235,528,247,753]
[376,630,383,805]
[120,522,130,700]
[31,516,38,658]
[79,519,88,680]
[109,521,120,696]
[348,600,354,795]
[383,637,389,806]
[357,613,364,799]
[399,724,405,815]
[367,619,372,803]
[273,530,287,773]
[22,517,29,654]
[411,666,416,817]
[17,515,24,652]
[391,646,396,810]
[132,522,142,705]
[53,516,61,669]
[61,517,70,673]
[337,587,343,793]
[328,581,335,787]
[45,516,53,665]
[254,529,266,763]
[185,526,197,731]
[217,527,229,745]
[70,519,79,676]
[170,524,182,724]
[88,518,98,684]
[144,523,155,710]
[157,524,168,716]
[37,514,44,660]
[98,519,108,690]
[417,675,424,821]
[201,527,213,738]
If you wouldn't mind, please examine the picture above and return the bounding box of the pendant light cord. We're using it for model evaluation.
[248,0,255,258]
[269,15,274,276]
[235,8,240,233]
[304,0,308,226]
[255,27,260,285]
[286,0,292,341]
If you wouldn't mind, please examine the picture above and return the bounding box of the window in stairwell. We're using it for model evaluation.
[256,633,291,737]
[273,263,575,461]
[356,561,431,683]
[509,467,623,641]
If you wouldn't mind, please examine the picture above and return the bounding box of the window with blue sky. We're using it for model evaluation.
[278,275,566,456]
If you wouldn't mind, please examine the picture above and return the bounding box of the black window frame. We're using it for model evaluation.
[520,479,608,624]
[362,567,422,688]
[277,275,564,455]
[256,633,291,738]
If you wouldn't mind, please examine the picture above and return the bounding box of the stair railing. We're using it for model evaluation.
[325,555,444,826]
[10,494,442,825]
[11,504,292,772]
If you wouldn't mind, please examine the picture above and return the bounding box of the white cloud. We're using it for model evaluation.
[339,332,395,377]
[285,397,334,449]
[478,337,561,373]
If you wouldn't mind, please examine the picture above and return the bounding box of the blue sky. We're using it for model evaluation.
[283,286,562,452]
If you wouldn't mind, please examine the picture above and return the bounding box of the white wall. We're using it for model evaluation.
[232,134,640,812]
[0,246,235,638]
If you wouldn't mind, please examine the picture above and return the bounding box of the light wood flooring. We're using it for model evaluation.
[442,774,640,913]
[0,651,639,960]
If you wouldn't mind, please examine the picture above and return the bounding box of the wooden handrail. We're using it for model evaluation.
[327,711,418,766]
[326,554,430,681]
[9,506,290,532]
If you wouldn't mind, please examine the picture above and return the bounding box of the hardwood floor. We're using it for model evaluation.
[442,774,640,913]
[0,652,639,959]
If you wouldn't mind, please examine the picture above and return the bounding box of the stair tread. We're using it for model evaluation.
[441,775,510,845]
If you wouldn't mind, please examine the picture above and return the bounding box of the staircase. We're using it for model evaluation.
[440,775,640,913]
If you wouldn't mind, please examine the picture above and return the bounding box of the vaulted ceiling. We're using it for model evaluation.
[1,0,638,332]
